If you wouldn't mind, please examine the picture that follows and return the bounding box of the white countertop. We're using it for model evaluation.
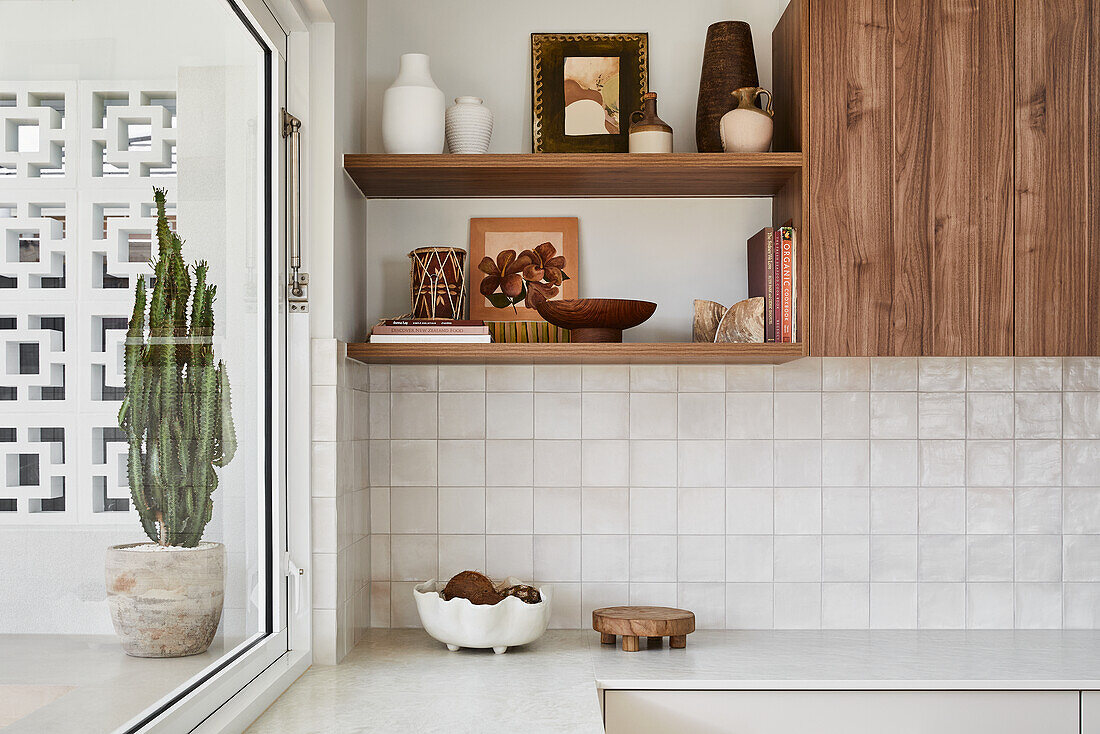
[248,629,1100,733]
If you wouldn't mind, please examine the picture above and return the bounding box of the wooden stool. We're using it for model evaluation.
[592,606,695,652]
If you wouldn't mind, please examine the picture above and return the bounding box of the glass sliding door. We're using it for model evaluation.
[0,0,288,730]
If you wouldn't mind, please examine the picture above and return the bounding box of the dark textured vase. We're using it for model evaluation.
[696,21,759,153]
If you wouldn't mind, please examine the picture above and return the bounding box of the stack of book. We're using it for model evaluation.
[369,319,491,343]
[746,226,798,342]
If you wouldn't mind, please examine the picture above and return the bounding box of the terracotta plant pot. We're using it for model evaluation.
[106,542,225,658]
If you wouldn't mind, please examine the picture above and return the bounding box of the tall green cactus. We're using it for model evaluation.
[118,187,237,547]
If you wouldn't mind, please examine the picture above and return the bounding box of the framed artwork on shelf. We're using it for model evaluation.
[531,33,648,153]
[469,217,579,322]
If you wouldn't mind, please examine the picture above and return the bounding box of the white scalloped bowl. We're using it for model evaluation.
[413,578,552,654]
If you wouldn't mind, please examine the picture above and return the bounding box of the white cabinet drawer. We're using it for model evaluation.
[603,690,1079,734]
[1085,692,1099,734]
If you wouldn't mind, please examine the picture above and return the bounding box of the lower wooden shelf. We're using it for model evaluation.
[346,341,805,365]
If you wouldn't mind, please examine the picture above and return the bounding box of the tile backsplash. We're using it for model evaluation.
[361,357,1100,631]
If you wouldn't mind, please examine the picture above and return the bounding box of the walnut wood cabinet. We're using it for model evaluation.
[810,0,1100,357]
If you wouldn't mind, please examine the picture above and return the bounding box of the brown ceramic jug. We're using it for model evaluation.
[719,86,773,153]
[629,92,673,153]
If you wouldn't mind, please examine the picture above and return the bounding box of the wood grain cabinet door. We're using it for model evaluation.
[810,0,1014,356]
[1014,0,1100,356]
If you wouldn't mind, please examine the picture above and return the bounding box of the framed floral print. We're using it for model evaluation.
[531,33,648,152]
[469,217,579,322]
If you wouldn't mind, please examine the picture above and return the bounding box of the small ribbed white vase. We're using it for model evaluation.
[445,97,493,154]
[382,53,446,154]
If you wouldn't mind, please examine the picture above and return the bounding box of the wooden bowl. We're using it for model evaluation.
[531,297,657,343]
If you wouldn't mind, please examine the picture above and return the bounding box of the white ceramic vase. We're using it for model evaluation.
[382,53,445,154]
[445,96,493,154]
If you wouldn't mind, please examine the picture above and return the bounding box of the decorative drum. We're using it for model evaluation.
[409,246,468,320]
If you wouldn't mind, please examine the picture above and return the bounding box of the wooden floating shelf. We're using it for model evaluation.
[346,341,805,365]
[343,152,803,199]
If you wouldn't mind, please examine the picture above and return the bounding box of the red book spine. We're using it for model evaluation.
[780,228,794,342]
[764,230,775,342]
[773,229,782,341]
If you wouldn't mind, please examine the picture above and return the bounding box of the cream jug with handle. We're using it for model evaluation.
[719,86,773,153]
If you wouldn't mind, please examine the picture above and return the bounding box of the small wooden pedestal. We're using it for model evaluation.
[592,606,696,652]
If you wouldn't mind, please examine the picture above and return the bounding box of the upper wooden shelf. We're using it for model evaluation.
[346,341,805,365]
[343,153,803,199]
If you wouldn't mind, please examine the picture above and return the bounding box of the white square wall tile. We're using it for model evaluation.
[534,439,581,487]
[870,583,918,629]
[822,392,870,438]
[726,583,774,628]
[1015,357,1062,391]
[1014,392,1061,439]
[918,535,966,582]
[1064,392,1100,438]
[437,487,484,534]
[678,536,725,581]
[630,487,677,534]
[1063,487,1100,533]
[1014,440,1061,487]
[774,487,822,534]
[390,535,438,581]
[822,582,870,628]
[919,441,966,486]
[629,365,677,392]
[486,392,533,439]
[677,441,725,487]
[533,535,581,582]
[1015,487,1062,534]
[1014,535,1061,582]
[581,487,629,534]
[438,535,486,580]
[1064,535,1100,581]
[871,358,918,391]
[485,440,533,487]
[773,440,821,487]
[534,365,581,391]
[678,393,726,439]
[774,392,822,439]
[822,535,870,582]
[436,440,485,487]
[390,392,437,439]
[918,358,966,391]
[370,487,390,534]
[918,393,966,439]
[629,392,677,439]
[966,536,1013,581]
[1064,441,1100,486]
[726,487,774,534]
[871,487,917,534]
[437,365,485,391]
[919,487,966,534]
[1064,357,1100,390]
[678,583,726,628]
[823,487,870,534]
[485,365,533,391]
[533,487,581,534]
[822,440,870,486]
[726,364,774,392]
[549,582,582,627]
[918,582,965,629]
[1015,583,1062,629]
[726,392,773,439]
[966,488,1013,534]
[629,440,677,487]
[438,392,486,439]
[582,583,629,626]
[726,441,774,487]
[582,364,629,392]
[312,441,337,498]
[966,358,1014,391]
[369,364,391,392]
[390,441,437,486]
[678,487,725,534]
[533,392,581,439]
[485,535,533,579]
[773,535,822,582]
[966,582,1014,628]
[390,487,437,534]
[581,535,629,582]
[1063,584,1100,629]
[581,392,628,439]
[629,536,677,582]
[822,358,870,391]
[772,583,822,629]
[371,536,391,580]
[966,393,1014,439]
[871,392,918,438]
[486,487,533,534]
[390,365,437,392]
[726,536,774,582]
[678,365,726,392]
[870,535,917,582]
[774,358,822,392]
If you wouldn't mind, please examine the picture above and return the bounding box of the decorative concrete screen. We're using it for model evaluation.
[0,82,177,524]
